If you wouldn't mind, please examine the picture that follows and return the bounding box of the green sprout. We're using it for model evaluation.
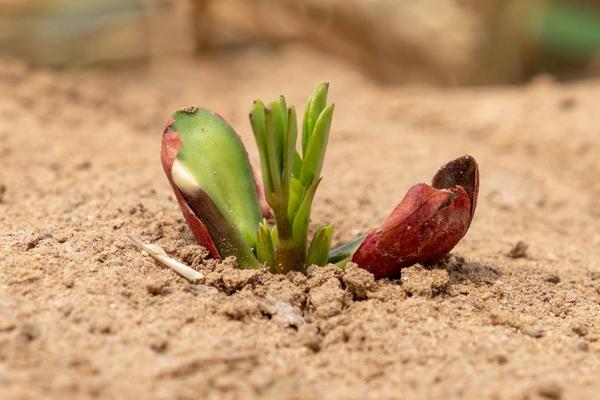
[250,83,334,273]
[162,84,334,274]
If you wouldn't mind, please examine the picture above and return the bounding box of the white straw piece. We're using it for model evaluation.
[127,235,204,282]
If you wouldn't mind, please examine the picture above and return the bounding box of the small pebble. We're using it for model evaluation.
[89,319,112,334]
[62,277,75,288]
[571,324,588,337]
[489,310,510,326]
[26,231,52,250]
[20,323,39,341]
[522,325,544,338]
[536,381,563,400]
[545,274,560,284]
[146,279,170,296]
[150,339,169,353]
[577,339,589,352]
[61,304,73,317]
[95,251,110,263]
[75,161,91,170]
[55,234,69,244]
[558,96,577,111]
[111,219,124,230]
[507,241,528,259]
[299,325,322,352]
[491,354,508,364]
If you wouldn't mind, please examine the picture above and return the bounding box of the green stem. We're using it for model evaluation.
[271,205,306,273]
[272,206,290,238]
[274,238,306,273]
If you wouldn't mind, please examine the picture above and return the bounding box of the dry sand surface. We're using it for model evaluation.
[1,46,600,400]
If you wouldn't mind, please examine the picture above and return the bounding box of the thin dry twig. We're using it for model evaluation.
[127,235,204,282]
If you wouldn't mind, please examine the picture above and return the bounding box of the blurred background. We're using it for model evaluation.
[2,0,600,86]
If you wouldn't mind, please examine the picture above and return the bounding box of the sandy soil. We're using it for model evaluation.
[1,45,600,400]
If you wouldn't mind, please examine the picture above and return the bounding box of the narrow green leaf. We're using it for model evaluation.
[256,219,275,267]
[283,106,298,194]
[278,96,288,136]
[299,104,334,186]
[302,82,329,156]
[270,99,287,176]
[328,234,366,264]
[250,100,273,195]
[265,108,282,194]
[270,225,279,249]
[292,150,302,179]
[301,96,312,156]
[306,225,333,266]
[287,177,306,221]
[292,178,321,244]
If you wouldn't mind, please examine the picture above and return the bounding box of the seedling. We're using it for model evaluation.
[161,83,479,278]
[250,84,334,273]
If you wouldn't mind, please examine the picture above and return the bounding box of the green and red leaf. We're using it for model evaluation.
[161,108,265,268]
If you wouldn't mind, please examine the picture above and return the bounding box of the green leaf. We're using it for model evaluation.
[250,101,273,196]
[270,225,279,249]
[301,97,312,156]
[278,95,289,136]
[176,185,260,267]
[287,177,306,221]
[270,98,287,172]
[265,106,282,194]
[306,225,333,266]
[292,178,321,244]
[302,82,329,156]
[282,106,298,194]
[292,151,302,179]
[328,234,366,264]
[171,108,262,255]
[299,104,334,186]
[256,219,275,267]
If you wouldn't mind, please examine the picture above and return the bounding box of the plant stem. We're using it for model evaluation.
[272,205,305,273]
[274,239,305,273]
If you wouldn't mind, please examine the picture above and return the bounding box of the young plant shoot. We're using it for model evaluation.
[161,84,479,279]
[161,84,334,274]
[250,83,334,273]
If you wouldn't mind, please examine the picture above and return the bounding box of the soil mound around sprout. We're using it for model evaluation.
[1,49,600,400]
[196,260,382,324]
